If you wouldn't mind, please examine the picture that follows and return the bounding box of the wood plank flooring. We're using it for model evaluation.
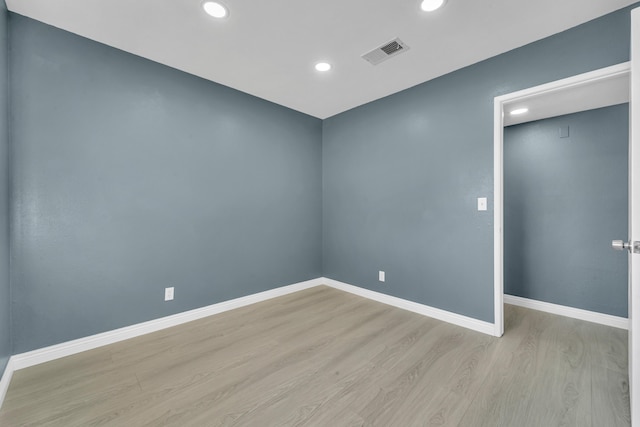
[0,286,630,426]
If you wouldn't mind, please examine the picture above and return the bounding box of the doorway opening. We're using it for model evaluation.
[493,62,630,337]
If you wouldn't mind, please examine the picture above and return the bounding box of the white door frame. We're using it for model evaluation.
[492,62,631,338]
[630,7,640,424]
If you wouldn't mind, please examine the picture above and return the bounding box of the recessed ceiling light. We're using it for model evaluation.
[420,0,446,12]
[315,62,332,72]
[202,1,228,19]
[510,108,529,116]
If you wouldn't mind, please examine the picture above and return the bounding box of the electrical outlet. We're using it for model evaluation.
[164,287,174,301]
[379,271,385,282]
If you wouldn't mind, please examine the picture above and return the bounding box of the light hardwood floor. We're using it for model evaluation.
[0,286,630,426]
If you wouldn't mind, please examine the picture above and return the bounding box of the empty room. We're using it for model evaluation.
[0,0,639,426]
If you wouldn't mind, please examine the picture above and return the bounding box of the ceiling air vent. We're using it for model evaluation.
[362,38,410,66]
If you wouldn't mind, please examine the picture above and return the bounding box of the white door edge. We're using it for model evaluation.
[629,7,640,425]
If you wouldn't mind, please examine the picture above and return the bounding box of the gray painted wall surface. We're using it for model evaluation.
[0,2,10,374]
[10,15,322,353]
[322,5,634,322]
[504,106,628,317]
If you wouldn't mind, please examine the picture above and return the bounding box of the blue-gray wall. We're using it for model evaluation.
[504,106,629,317]
[322,5,635,322]
[0,2,10,374]
[9,15,322,353]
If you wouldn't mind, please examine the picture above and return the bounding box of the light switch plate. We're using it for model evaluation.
[477,197,487,211]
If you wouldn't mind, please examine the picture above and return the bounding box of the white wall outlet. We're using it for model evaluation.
[164,287,174,301]
[477,197,487,211]
[379,271,385,282]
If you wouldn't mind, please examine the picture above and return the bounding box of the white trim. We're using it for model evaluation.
[493,96,505,338]
[10,278,323,371]
[504,294,629,330]
[494,62,631,106]
[322,278,497,336]
[493,62,631,341]
[0,277,500,409]
[6,276,498,373]
[630,8,640,425]
[0,357,15,410]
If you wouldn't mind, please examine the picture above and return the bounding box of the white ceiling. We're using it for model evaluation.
[6,0,638,119]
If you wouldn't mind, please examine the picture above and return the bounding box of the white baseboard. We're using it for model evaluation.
[504,294,628,330]
[0,283,628,412]
[1,276,500,411]
[9,277,499,373]
[322,278,497,336]
[10,278,323,371]
[0,357,15,410]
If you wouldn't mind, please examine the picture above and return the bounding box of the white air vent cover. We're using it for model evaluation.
[362,38,410,65]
